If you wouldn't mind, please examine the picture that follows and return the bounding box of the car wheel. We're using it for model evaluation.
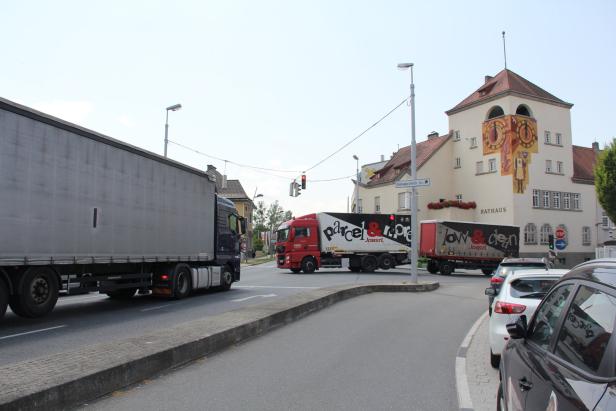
[490,349,500,368]
[378,254,394,270]
[427,260,439,274]
[439,261,454,275]
[172,264,193,299]
[10,267,59,318]
[497,381,505,411]
[301,257,316,274]
[361,255,378,273]
[219,267,234,291]
[290,268,302,274]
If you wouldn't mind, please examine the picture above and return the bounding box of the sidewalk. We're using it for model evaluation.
[241,255,275,266]
[465,313,499,411]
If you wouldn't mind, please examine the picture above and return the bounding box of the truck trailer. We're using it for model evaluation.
[419,220,519,275]
[275,213,411,273]
[0,97,243,320]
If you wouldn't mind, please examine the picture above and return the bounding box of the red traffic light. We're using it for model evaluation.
[301,174,306,189]
[389,214,395,221]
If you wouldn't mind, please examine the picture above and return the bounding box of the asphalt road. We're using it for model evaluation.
[82,279,487,411]
[0,262,490,367]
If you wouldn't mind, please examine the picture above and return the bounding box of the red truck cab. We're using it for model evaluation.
[275,214,321,273]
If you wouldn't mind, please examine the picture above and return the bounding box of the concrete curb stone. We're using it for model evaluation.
[0,281,438,411]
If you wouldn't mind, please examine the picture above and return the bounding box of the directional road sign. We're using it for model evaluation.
[395,178,431,189]
[555,239,567,250]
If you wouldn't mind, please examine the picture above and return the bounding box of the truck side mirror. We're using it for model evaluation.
[506,315,528,339]
[240,218,246,235]
[484,288,496,297]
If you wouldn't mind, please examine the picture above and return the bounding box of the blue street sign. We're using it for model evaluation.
[555,239,567,250]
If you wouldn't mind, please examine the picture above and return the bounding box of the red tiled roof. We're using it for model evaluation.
[446,69,573,115]
[365,134,450,187]
[572,145,597,184]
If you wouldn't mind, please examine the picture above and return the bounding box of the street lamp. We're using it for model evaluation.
[398,62,418,284]
[353,155,359,214]
[164,103,182,157]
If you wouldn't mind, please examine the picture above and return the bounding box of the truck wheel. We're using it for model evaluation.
[439,261,454,276]
[482,268,493,276]
[378,254,394,270]
[361,255,378,273]
[106,288,137,300]
[172,264,192,299]
[9,267,59,318]
[290,268,302,274]
[426,260,439,274]
[0,280,8,320]
[220,267,234,291]
[301,257,316,274]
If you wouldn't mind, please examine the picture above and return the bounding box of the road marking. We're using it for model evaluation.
[0,325,67,341]
[455,311,488,411]
[235,285,318,289]
[231,294,277,302]
[57,294,107,304]
[140,304,173,312]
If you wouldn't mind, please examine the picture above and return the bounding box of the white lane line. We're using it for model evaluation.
[231,294,277,302]
[140,304,173,312]
[0,325,67,341]
[455,311,488,411]
[235,285,318,289]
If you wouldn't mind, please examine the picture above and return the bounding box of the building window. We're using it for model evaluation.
[572,193,580,210]
[488,158,497,172]
[532,189,540,207]
[524,223,537,245]
[582,226,591,245]
[487,106,504,119]
[456,194,463,201]
[398,192,410,210]
[556,161,563,174]
[476,161,484,174]
[454,157,461,168]
[546,160,552,173]
[470,137,477,148]
[454,130,460,141]
[543,191,550,208]
[602,211,615,228]
[540,224,553,245]
[563,193,571,210]
[374,196,381,213]
[545,131,551,144]
[357,199,363,213]
[556,133,562,145]
[552,192,561,209]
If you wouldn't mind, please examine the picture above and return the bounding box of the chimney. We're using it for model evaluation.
[427,131,439,139]
[207,165,216,172]
[485,75,493,84]
[380,155,385,162]
[592,142,600,152]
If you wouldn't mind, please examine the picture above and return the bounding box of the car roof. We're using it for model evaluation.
[500,257,547,265]
[507,269,568,282]
[558,258,616,289]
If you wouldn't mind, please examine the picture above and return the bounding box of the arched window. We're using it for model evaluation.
[515,104,532,117]
[540,224,553,245]
[582,226,591,245]
[524,223,537,245]
[487,106,505,119]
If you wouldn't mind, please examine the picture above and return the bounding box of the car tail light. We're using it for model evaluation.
[494,301,526,314]
[160,274,169,280]
[490,276,504,284]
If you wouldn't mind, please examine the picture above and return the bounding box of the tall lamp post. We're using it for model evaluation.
[353,155,360,213]
[164,103,182,157]
[398,62,418,284]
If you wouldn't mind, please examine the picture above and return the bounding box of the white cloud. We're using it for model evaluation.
[33,100,94,124]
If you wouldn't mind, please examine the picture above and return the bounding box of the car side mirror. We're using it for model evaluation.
[506,315,528,339]
[484,288,496,297]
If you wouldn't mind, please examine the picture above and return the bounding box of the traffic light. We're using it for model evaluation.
[301,174,306,189]
[295,181,301,196]
[548,234,555,250]
[289,182,295,197]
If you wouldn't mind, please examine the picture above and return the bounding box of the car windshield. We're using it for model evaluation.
[277,228,290,242]
[497,264,546,278]
[509,278,558,299]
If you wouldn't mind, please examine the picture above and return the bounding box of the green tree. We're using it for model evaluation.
[596,138,616,223]
[266,201,286,234]
[283,210,293,221]
[253,201,267,233]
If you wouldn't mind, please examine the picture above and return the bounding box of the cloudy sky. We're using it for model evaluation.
[3,1,615,216]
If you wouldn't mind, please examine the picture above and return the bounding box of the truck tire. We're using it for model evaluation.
[427,260,439,274]
[106,288,137,300]
[482,268,493,276]
[0,279,8,320]
[301,257,316,274]
[439,261,454,276]
[172,264,192,299]
[220,267,234,291]
[9,267,59,318]
[361,255,378,273]
[378,254,394,270]
[290,268,302,274]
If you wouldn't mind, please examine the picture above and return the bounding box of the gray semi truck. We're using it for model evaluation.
[0,97,243,320]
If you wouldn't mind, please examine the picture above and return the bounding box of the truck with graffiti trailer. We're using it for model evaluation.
[419,220,519,276]
[275,213,412,273]
[0,97,243,321]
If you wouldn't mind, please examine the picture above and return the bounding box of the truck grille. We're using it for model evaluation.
[276,245,285,254]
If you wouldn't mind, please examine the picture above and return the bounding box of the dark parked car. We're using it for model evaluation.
[488,258,549,315]
[497,258,616,411]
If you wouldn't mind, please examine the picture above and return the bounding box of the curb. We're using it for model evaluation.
[455,311,489,411]
[0,281,438,411]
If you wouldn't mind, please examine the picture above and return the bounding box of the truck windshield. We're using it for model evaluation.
[277,228,290,242]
